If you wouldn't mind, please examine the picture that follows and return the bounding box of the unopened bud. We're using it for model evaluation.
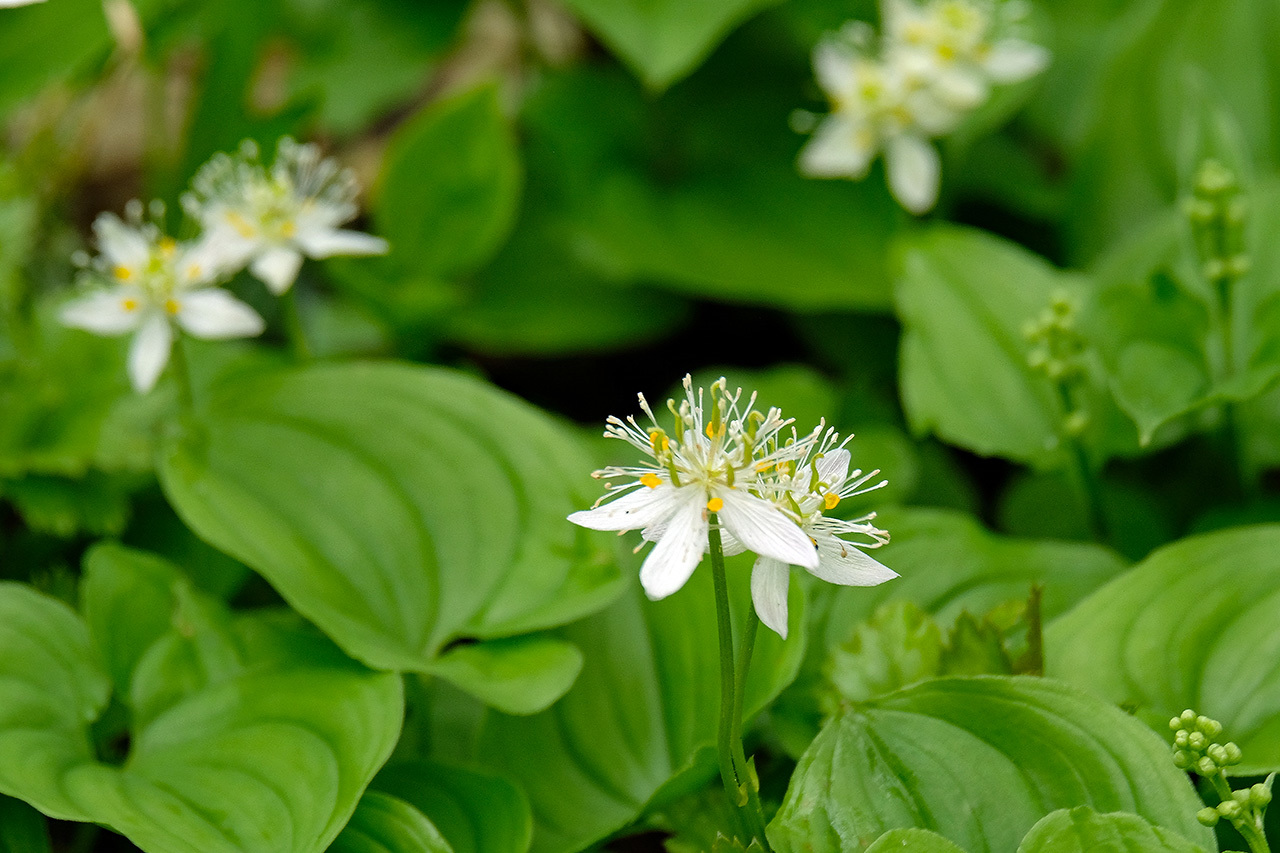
[1173,750,1194,770]
[1183,198,1216,223]
[1064,409,1090,437]
[1224,743,1243,764]
[1227,255,1251,277]
[1195,160,1235,196]
[1189,732,1207,750]
[1198,756,1219,776]
[1203,259,1226,280]
[1250,783,1271,807]
[1181,709,1198,726]
[1208,744,1229,764]
[1197,807,1220,827]
[1174,730,1190,748]
[1218,799,1243,820]
[1198,716,1222,737]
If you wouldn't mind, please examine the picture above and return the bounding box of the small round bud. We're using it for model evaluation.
[1218,799,1243,820]
[1196,160,1235,196]
[1224,743,1243,765]
[1173,750,1194,770]
[1250,783,1271,807]
[1226,197,1249,224]
[1227,255,1251,277]
[1233,789,1252,806]
[1203,259,1226,280]
[1198,756,1219,776]
[1189,732,1207,750]
[1181,709,1198,725]
[1064,409,1090,437]
[1198,716,1222,737]
[1174,730,1190,748]
[1208,744,1229,764]
[1170,717,1185,731]
[1197,807,1220,827]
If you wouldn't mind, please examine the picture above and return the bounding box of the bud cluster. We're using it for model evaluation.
[1184,159,1250,287]
[1171,709,1275,847]
[1024,289,1089,436]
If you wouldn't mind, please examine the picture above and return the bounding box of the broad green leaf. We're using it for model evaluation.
[768,676,1216,853]
[329,791,452,853]
[1046,524,1280,774]
[1015,807,1208,853]
[80,542,185,696]
[425,637,583,716]
[158,362,623,686]
[475,562,806,853]
[866,829,969,853]
[1,472,133,538]
[0,580,403,853]
[374,760,532,853]
[377,85,522,279]
[558,0,783,90]
[896,227,1135,468]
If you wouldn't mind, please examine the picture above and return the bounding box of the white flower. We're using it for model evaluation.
[183,138,388,295]
[749,430,896,639]
[60,205,265,393]
[0,0,46,7]
[800,39,948,214]
[883,0,1049,108]
[569,376,821,603]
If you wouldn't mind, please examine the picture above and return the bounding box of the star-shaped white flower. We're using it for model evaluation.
[749,431,896,639]
[183,138,388,295]
[569,376,821,602]
[60,207,265,393]
[800,39,951,214]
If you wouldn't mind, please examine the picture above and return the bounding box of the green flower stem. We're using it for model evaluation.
[1054,382,1107,542]
[707,514,771,848]
[282,286,313,361]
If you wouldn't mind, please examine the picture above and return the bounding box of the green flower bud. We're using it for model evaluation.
[1188,732,1207,750]
[1233,788,1252,806]
[1174,730,1190,748]
[1227,255,1251,277]
[1218,799,1243,820]
[1197,807,1220,827]
[1251,783,1272,807]
[1170,716,1185,731]
[1203,259,1226,280]
[1172,749,1194,770]
[1063,409,1090,437]
[1224,743,1243,765]
[1181,709,1198,726]
[1198,756,1219,776]
[1198,716,1223,738]
[1208,744,1229,764]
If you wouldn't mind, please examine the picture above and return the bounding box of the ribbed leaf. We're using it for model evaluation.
[1016,807,1208,853]
[329,791,452,853]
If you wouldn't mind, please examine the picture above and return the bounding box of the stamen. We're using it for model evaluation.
[824,492,841,510]
[114,266,133,281]
[121,298,139,312]
[640,473,662,489]
[164,298,181,315]
[707,497,724,512]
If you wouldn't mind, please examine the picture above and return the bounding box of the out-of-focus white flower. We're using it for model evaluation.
[569,376,820,602]
[800,0,1048,214]
[183,138,387,295]
[60,203,264,393]
[800,39,949,214]
[883,0,1049,110]
[0,0,46,7]
[749,430,895,639]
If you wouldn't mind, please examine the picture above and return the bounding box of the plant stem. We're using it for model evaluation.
[1211,775,1272,853]
[282,287,312,360]
[1054,382,1107,542]
[708,514,771,848]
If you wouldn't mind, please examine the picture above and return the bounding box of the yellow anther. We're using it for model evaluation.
[186,264,202,280]
[114,265,133,281]
[824,492,841,510]
[164,298,181,315]
[936,43,956,61]
[756,462,774,472]
[707,497,724,513]
[159,237,177,256]
[649,430,669,454]
[121,298,139,312]
[280,220,297,238]
[640,473,662,489]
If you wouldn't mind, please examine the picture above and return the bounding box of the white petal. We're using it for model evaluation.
[885,134,941,214]
[295,228,388,259]
[0,0,46,6]
[250,246,305,295]
[983,39,1050,84]
[799,115,877,179]
[815,448,851,491]
[186,229,259,280]
[92,214,150,272]
[934,67,989,111]
[751,557,791,639]
[715,488,818,570]
[127,313,172,393]
[175,289,266,339]
[639,490,708,600]
[60,290,145,335]
[569,483,680,532]
[810,533,899,587]
[813,39,858,98]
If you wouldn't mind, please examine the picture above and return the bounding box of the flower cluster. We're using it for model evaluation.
[569,376,896,638]
[799,0,1049,214]
[1171,710,1275,845]
[61,138,386,393]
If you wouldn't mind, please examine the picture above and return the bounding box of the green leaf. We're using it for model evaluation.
[0,794,50,853]
[374,760,532,853]
[824,601,944,704]
[896,226,1133,468]
[377,85,522,279]
[475,562,806,853]
[80,542,185,697]
[768,676,1216,853]
[866,829,970,853]
[818,508,1127,658]
[1046,524,1280,774]
[330,791,452,853]
[426,637,583,716]
[158,362,623,686]
[1015,807,1209,853]
[0,579,404,853]
[558,0,784,90]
